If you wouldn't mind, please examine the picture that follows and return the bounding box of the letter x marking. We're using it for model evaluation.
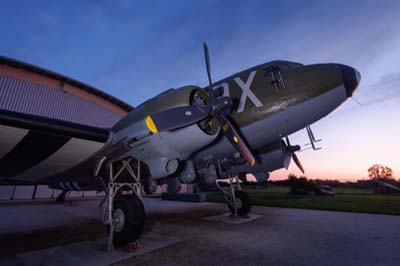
[234,71,263,113]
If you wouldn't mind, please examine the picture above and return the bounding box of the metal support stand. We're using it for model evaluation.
[216,175,242,217]
[100,158,142,252]
[10,185,16,200]
[32,185,38,200]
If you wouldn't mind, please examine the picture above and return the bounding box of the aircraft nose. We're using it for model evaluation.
[339,64,361,97]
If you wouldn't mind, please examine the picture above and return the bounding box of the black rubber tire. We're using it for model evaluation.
[56,191,67,203]
[228,191,251,217]
[238,173,247,182]
[106,194,145,246]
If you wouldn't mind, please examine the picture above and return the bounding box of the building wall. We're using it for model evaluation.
[0,64,129,116]
[0,185,104,200]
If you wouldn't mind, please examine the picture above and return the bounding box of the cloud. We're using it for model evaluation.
[358,71,400,106]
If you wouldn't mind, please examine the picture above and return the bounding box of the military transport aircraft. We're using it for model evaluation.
[0,43,360,249]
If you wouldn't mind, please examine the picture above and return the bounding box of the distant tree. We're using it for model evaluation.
[288,174,319,194]
[368,164,394,181]
[288,174,299,194]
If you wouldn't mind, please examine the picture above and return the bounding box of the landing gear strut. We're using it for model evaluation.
[99,158,145,251]
[56,191,67,204]
[216,175,251,217]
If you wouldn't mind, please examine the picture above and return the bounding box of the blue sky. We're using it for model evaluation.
[1,0,400,180]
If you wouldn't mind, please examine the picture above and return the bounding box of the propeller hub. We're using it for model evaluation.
[211,96,232,115]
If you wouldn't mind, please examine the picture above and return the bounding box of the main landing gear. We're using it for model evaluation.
[98,158,145,251]
[56,191,67,204]
[216,175,251,217]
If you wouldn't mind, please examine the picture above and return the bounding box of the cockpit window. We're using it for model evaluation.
[264,66,280,78]
[264,62,303,77]
[278,64,290,70]
[262,62,303,93]
[285,62,303,68]
[263,64,292,93]
[263,64,287,77]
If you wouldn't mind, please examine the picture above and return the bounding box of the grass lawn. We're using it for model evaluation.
[206,186,400,215]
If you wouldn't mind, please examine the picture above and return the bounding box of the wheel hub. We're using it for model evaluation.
[113,208,125,232]
[235,198,243,209]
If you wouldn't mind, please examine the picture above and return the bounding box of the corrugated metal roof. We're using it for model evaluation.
[0,55,133,112]
[0,75,122,128]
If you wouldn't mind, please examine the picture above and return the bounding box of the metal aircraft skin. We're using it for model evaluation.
[37,60,359,188]
[0,60,360,187]
[0,46,361,247]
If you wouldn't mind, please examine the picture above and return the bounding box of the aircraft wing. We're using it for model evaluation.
[0,109,110,188]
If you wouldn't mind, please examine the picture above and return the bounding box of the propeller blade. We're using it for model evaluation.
[285,136,291,146]
[146,105,211,133]
[203,42,215,102]
[218,115,255,167]
[202,42,255,167]
[292,152,305,174]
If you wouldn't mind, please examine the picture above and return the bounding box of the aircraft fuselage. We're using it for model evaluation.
[188,61,360,175]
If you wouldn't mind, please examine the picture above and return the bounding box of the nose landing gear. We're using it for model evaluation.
[216,175,251,217]
[227,190,251,217]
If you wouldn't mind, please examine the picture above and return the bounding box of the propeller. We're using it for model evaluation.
[202,42,255,167]
[284,137,305,173]
[146,105,211,133]
[203,42,215,103]
[145,42,256,167]
[217,115,255,167]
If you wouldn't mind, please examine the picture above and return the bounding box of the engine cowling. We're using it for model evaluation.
[228,141,292,182]
[108,86,219,179]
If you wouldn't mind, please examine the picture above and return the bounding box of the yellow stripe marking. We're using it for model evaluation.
[146,116,158,133]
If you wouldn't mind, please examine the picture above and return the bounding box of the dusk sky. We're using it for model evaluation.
[1,0,399,181]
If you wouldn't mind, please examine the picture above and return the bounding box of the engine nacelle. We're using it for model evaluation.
[110,86,218,179]
[229,141,292,182]
[197,163,218,185]
[126,123,218,178]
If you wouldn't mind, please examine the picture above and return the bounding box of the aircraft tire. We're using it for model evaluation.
[238,173,247,182]
[228,191,251,217]
[107,194,145,246]
[56,191,67,204]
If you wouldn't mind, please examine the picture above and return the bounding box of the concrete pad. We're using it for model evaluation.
[0,199,101,233]
[0,257,24,266]
[0,198,217,234]
[3,198,400,266]
[17,236,183,266]
[203,212,262,224]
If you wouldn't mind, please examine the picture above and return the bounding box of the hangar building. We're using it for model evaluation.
[0,56,133,128]
[0,56,133,199]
